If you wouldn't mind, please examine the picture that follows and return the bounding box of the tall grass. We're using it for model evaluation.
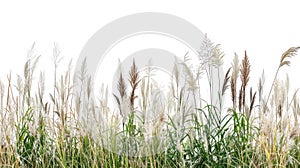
[0,39,300,167]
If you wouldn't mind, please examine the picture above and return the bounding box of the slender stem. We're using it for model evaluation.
[265,66,280,111]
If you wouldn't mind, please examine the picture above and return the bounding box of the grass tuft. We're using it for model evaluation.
[0,41,300,167]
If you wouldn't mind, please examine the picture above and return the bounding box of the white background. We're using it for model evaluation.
[1,1,300,99]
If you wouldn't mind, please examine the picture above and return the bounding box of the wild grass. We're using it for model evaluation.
[0,38,300,167]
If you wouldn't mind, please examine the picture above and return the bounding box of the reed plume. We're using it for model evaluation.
[222,68,231,96]
[265,46,300,109]
[241,51,250,100]
[249,87,256,118]
[239,51,250,113]
[113,72,127,117]
[230,53,239,109]
[128,59,140,111]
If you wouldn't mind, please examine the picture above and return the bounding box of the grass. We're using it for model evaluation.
[0,37,300,167]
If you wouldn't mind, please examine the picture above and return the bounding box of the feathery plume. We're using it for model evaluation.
[231,53,239,109]
[265,47,300,108]
[249,87,256,118]
[280,47,300,68]
[222,68,231,96]
[240,51,251,112]
[128,59,140,111]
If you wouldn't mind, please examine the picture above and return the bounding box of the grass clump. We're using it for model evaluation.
[0,38,300,167]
